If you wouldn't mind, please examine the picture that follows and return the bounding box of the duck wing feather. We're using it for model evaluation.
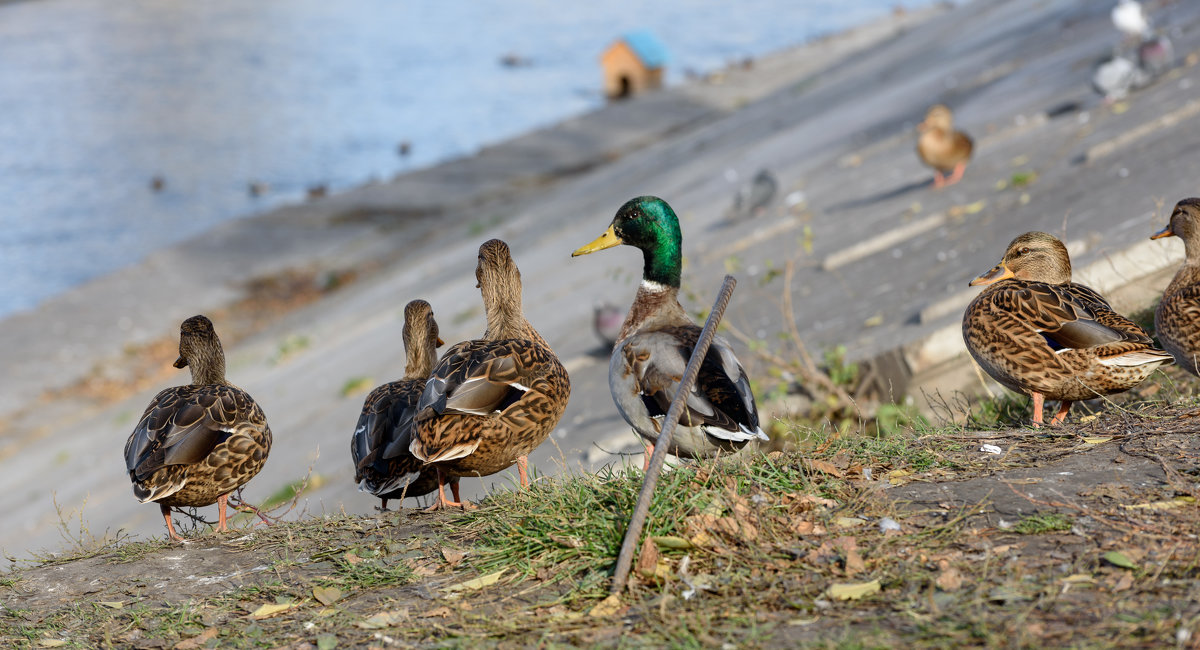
[124,385,262,486]
[622,327,765,442]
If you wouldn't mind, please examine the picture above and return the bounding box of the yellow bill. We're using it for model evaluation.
[969,262,1014,286]
[1150,225,1174,240]
[571,225,623,257]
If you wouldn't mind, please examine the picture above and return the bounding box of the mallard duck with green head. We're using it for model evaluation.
[964,232,1172,427]
[410,239,571,510]
[124,315,273,541]
[572,196,768,468]
[1151,198,1200,375]
[351,299,446,510]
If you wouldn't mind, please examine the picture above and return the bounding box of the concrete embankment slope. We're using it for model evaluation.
[0,7,942,556]
[6,0,1200,558]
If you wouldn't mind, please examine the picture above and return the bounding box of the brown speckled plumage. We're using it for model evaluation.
[917,105,973,188]
[964,232,1172,426]
[1152,199,1200,376]
[124,315,272,540]
[350,300,443,510]
[409,240,570,509]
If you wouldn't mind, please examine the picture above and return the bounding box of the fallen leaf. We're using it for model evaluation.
[251,601,298,619]
[887,469,912,486]
[651,536,693,549]
[38,641,67,648]
[835,517,866,529]
[357,609,408,629]
[343,552,362,565]
[832,537,865,576]
[1082,436,1112,445]
[96,601,125,609]
[825,579,881,601]
[1112,572,1134,592]
[174,628,219,650]
[1061,574,1095,584]
[636,538,660,580]
[441,547,466,566]
[588,594,625,618]
[313,586,342,606]
[806,459,844,478]
[549,534,584,549]
[935,561,963,592]
[443,569,505,593]
[1102,551,1137,570]
[420,606,453,618]
[1122,496,1195,510]
[316,634,338,650]
[988,586,1030,603]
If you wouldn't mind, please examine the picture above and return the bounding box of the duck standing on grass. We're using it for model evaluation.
[571,196,768,469]
[963,232,1172,427]
[917,104,973,189]
[409,240,570,511]
[351,300,445,511]
[124,316,273,541]
[1151,198,1200,376]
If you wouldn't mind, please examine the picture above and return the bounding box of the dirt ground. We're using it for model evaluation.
[3,403,1198,649]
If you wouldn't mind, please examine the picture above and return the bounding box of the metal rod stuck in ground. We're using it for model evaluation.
[610,274,737,594]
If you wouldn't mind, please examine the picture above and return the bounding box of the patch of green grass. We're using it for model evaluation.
[1012,513,1073,534]
[1009,170,1037,187]
[270,334,311,365]
[340,376,374,397]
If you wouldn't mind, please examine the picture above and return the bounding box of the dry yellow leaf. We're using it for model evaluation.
[825,579,881,601]
[251,601,298,619]
[312,586,342,606]
[443,569,505,593]
[588,594,625,618]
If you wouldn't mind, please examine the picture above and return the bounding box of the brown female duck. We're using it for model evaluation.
[351,300,445,510]
[124,315,273,540]
[917,104,973,188]
[571,196,768,467]
[1151,198,1200,375]
[409,239,570,510]
[964,232,1172,427]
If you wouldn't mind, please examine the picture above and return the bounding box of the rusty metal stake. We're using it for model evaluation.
[610,274,737,594]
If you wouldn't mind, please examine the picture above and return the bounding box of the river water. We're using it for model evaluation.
[0,0,918,318]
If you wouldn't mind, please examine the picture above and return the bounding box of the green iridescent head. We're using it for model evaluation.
[571,196,683,287]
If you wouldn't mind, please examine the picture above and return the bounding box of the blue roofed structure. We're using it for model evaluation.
[601,29,668,99]
[621,30,668,69]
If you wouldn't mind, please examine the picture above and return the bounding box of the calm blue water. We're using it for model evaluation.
[0,0,916,318]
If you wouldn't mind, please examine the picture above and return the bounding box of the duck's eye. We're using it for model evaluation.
[1017,247,1030,256]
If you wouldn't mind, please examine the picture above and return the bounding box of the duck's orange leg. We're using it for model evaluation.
[516,456,530,488]
[944,161,967,187]
[425,468,474,512]
[933,170,946,188]
[161,504,184,542]
[215,494,229,533]
[1048,401,1072,426]
[1031,392,1045,429]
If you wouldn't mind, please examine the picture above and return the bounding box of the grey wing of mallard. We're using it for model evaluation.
[617,330,766,443]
